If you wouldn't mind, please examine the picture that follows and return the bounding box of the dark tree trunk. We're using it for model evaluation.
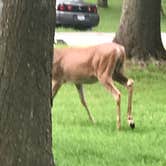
[0,0,55,166]
[97,0,108,8]
[114,0,166,60]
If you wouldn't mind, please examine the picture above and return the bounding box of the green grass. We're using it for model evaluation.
[56,0,166,32]
[52,63,166,166]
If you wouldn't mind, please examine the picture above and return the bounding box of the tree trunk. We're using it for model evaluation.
[114,0,166,60]
[0,0,55,166]
[97,0,108,8]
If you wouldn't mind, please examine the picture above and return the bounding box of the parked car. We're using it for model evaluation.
[56,0,100,29]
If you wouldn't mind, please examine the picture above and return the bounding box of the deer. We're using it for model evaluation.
[52,42,135,130]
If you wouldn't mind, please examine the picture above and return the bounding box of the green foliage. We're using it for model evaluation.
[52,64,166,166]
[56,0,166,32]
[94,0,122,32]
[162,0,166,12]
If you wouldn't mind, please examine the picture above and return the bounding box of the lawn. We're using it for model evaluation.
[54,0,166,165]
[52,63,166,166]
[56,0,166,32]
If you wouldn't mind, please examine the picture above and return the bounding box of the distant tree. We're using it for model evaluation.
[0,0,55,166]
[114,0,166,60]
[97,0,108,8]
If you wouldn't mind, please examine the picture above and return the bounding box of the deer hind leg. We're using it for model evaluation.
[126,79,135,129]
[75,84,95,123]
[99,76,121,129]
[113,72,135,129]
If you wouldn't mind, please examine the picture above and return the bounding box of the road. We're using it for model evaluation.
[55,32,166,48]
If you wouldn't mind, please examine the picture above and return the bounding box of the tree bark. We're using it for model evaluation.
[114,0,166,60]
[97,0,108,8]
[0,0,55,166]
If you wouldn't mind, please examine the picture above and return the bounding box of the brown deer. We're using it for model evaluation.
[52,42,135,129]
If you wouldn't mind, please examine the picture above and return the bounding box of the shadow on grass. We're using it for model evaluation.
[56,116,166,136]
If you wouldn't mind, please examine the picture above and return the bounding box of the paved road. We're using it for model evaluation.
[55,32,166,48]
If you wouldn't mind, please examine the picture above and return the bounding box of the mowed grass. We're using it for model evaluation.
[52,64,166,166]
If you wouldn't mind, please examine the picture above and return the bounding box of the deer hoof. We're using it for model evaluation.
[90,117,96,124]
[91,120,96,124]
[129,122,135,129]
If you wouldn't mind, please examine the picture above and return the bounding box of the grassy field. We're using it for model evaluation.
[52,63,166,166]
[54,0,166,165]
[56,0,166,32]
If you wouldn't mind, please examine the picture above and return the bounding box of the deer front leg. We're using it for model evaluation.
[113,73,135,129]
[127,79,135,129]
[75,84,95,123]
[52,80,61,98]
[99,77,121,130]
